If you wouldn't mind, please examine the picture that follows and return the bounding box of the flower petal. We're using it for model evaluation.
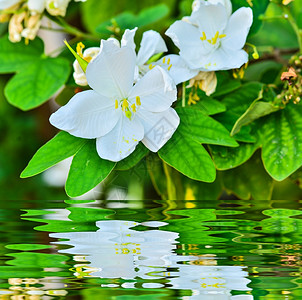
[221,7,253,51]
[96,116,144,162]
[138,108,180,152]
[49,90,120,139]
[86,40,136,100]
[165,21,207,68]
[188,3,228,38]
[200,47,248,71]
[136,30,168,66]
[154,54,198,85]
[128,66,177,113]
[193,0,232,17]
[121,27,138,51]
[0,0,21,9]
[28,0,46,13]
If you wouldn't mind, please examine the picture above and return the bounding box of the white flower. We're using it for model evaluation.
[28,0,46,14]
[50,40,179,162]
[192,0,232,17]
[121,27,198,85]
[166,1,253,71]
[73,43,100,86]
[0,0,20,10]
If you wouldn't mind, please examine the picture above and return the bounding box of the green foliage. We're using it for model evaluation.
[21,132,86,178]
[260,104,302,181]
[65,141,116,197]
[96,4,170,35]
[0,36,70,110]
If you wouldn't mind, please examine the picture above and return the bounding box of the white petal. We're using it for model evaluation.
[128,66,177,113]
[86,40,136,100]
[0,0,20,10]
[207,0,232,17]
[96,116,144,162]
[165,21,207,68]
[200,47,248,71]
[121,27,138,51]
[154,54,198,85]
[49,90,120,139]
[28,0,45,13]
[222,7,253,51]
[188,3,228,38]
[138,108,180,152]
[136,30,168,66]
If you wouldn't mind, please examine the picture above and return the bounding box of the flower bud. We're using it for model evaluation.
[8,11,26,42]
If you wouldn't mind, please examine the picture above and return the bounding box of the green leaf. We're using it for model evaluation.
[65,140,116,197]
[0,35,44,73]
[64,40,88,72]
[159,130,216,182]
[21,132,86,178]
[209,140,260,170]
[176,107,239,147]
[214,82,264,142]
[95,4,170,34]
[190,97,226,115]
[222,152,274,200]
[115,143,149,171]
[231,86,279,136]
[212,71,241,98]
[5,57,70,110]
[260,104,302,181]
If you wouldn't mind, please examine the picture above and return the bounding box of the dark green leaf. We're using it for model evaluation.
[159,130,216,182]
[176,107,239,147]
[65,140,116,197]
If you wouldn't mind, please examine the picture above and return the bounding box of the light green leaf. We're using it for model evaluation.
[0,35,44,73]
[64,40,88,72]
[95,4,170,34]
[159,130,216,182]
[65,141,116,197]
[21,132,86,178]
[115,143,149,171]
[260,104,302,181]
[222,153,274,200]
[176,107,238,147]
[5,57,70,110]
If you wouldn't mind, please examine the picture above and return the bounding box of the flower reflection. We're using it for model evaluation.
[51,220,253,299]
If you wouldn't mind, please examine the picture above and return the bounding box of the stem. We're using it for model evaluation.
[48,16,100,41]
[282,6,302,53]
[162,162,176,200]
[182,82,186,107]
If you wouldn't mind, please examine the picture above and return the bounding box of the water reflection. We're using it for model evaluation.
[51,220,252,299]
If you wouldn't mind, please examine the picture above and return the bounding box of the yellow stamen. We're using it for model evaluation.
[200,31,207,41]
[167,58,171,65]
[167,64,172,71]
[162,57,166,63]
[122,99,128,111]
[212,31,219,45]
[131,103,136,112]
[136,96,141,106]
[219,34,226,39]
[149,64,155,70]
[207,39,212,44]
[76,42,85,58]
[115,100,118,109]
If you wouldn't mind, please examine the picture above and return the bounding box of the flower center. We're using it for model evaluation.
[200,31,226,45]
[115,96,141,120]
